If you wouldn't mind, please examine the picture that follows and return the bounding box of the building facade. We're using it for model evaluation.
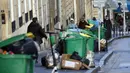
[0,0,96,40]
[0,0,10,40]
[85,0,93,20]
[0,0,51,40]
[60,0,75,29]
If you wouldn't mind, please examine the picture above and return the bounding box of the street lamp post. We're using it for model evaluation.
[93,0,106,52]
[123,3,126,35]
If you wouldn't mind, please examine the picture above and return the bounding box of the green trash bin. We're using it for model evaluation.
[50,35,56,46]
[0,33,35,73]
[91,27,106,40]
[65,34,87,58]
[80,29,97,52]
[0,55,34,73]
[87,37,95,52]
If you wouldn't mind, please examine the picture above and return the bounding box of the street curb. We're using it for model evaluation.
[99,50,113,67]
[88,35,130,73]
[86,66,100,73]
[87,51,113,73]
[108,35,130,44]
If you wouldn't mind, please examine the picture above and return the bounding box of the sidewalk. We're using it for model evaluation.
[98,38,130,73]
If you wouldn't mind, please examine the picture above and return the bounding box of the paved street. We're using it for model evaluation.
[98,38,130,73]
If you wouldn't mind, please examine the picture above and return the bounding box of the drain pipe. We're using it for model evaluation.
[98,5,103,52]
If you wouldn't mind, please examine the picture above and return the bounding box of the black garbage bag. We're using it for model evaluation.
[6,38,39,59]
[21,39,38,59]
[70,51,90,69]
[41,56,49,68]
[70,51,82,61]
[55,39,65,55]
[81,58,90,66]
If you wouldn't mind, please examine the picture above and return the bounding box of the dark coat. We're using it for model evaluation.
[118,16,123,26]
[104,19,112,40]
[27,22,47,44]
[78,21,89,29]
[104,19,112,30]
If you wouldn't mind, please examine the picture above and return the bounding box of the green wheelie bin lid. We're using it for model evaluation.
[66,28,97,39]
[0,34,28,48]
[80,29,97,38]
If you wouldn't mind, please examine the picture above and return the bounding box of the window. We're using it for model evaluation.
[19,16,23,27]
[46,24,49,31]
[69,17,71,21]
[83,13,85,17]
[54,18,56,25]
[25,13,28,23]
[1,14,6,24]
[12,21,16,32]
[29,10,33,20]
[56,0,59,21]
[56,15,58,23]
[71,13,75,19]
[66,19,69,25]
[54,16,58,25]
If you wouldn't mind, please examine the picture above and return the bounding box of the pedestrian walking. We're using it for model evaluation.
[27,17,47,62]
[118,15,123,35]
[104,16,112,40]
[104,16,112,51]
[27,17,47,45]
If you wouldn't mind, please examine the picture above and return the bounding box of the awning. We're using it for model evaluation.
[93,0,107,7]
[94,0,130,12]
[105,0,118,9]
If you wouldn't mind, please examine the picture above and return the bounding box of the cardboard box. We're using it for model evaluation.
[82,63,90,69]
[61,59,82,70]
[62,54,71,60]
[100,39,106,48]
[61,54,90,70]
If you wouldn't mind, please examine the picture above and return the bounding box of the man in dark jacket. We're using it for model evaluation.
[78,17,89,29]
[27,17,47,45]
[27,17,47,63]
